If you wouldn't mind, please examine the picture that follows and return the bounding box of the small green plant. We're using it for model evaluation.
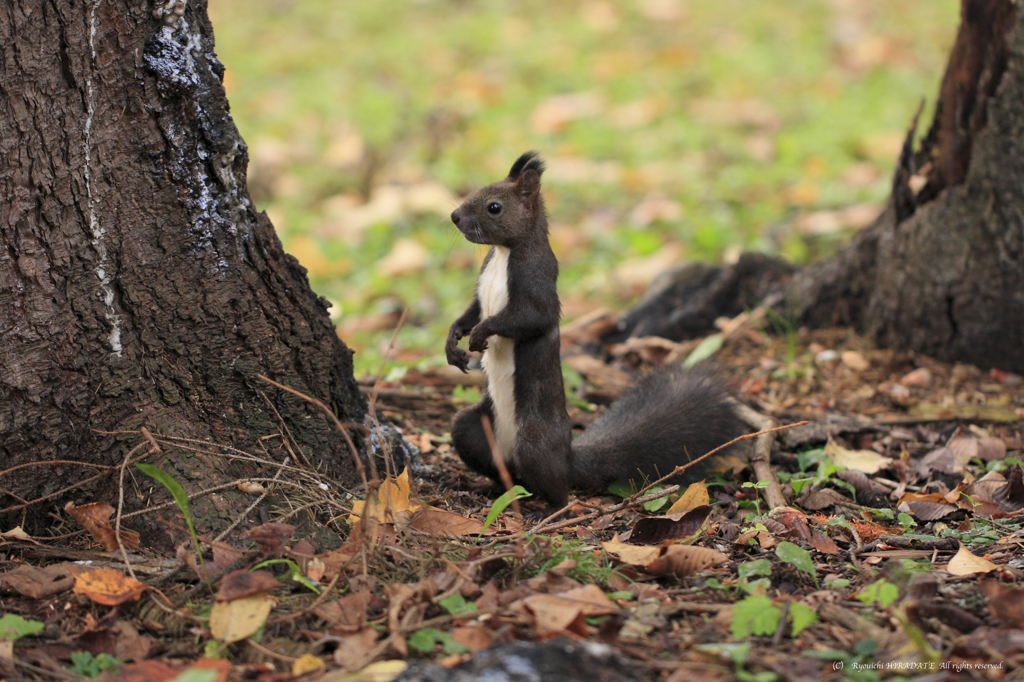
[731,595,817,639]
[682,333,723,368]
[68,651,123,678]
[408,628,470,655]
[742,480,770,517]
[252,558,321,593]
[775,541,819,588]
[0,614,44,641]
[136,463,209,586]
[607,479,670,512]
[896,512,918,533]
[479,485,530,538]
[856,579,899,608]
[438,593,478,616]
[737,558,773,595]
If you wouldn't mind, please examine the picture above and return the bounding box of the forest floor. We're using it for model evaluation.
[3,314,1024,682]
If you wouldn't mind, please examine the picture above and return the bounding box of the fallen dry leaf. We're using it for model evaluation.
[645,544,729,577]
[64,502,139,552]
[72,568,147,606]
[292,653,325,676]
[408,505,485,537]
[825,439,890,474]
[215,569,280,602]
[601,534,662,566]
[332,626,380,670]
[628,505,711,544]
[0,563,75,599]
[209,593,274,643]
[981,581,1024,626]
[667,481,710,513]
[947,543,998,576]
[451,625,494,652]
[247,522,295,558]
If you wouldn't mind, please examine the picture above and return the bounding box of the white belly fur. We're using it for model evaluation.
[477,247,518,463]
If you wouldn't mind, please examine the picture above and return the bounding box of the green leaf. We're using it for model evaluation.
[856,579,899,608]
[682,334,723,369]
[479,485,531,537]
[897,512,918,531]
[642,487,669,512]
[407,628,438,654]
[0,614,44,642]
[605,590,634,601]
[731,595,780,639]
[407,628,470,655]
[68,651,123,678]
[775,541,819,588]
[252,559,321,594]
[738,577,771,595]
[438,593,478,615]
[737,558,773,581]
[607,479,641,498]
[788,602,817,636]
[136,463,197,542]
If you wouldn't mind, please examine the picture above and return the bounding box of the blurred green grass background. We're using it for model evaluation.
[207,0,958,376]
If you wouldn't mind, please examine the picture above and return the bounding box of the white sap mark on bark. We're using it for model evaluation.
[85,0,124,357]
[477,246,518,463]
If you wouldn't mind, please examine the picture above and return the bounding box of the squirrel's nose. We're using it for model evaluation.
[451,211,461,226]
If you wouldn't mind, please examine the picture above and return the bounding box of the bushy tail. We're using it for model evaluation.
[570,367,743,490]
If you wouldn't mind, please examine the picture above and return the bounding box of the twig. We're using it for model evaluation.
[114,441,149,580]
[480,414,520,516]
[733,401,788,510]
[366,307,411,485]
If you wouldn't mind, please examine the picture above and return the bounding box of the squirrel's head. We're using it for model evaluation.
[451,151,547,247]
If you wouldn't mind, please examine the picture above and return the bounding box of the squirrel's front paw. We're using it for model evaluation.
[467,328,490,353]
[445,343,470,373]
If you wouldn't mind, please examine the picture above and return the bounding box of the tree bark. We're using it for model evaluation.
[0,0,365,538]
[786,0,1023,374]
[607,0,1024,376]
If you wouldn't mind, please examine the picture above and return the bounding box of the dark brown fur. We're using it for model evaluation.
[447,152,743,507]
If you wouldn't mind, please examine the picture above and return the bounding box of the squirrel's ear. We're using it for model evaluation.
[516,168,541,209]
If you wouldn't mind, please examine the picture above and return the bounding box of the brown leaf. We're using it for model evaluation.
[825,439,889,473]
[209,594,273,643]
[178,539,245,582]
[247,522,295,558]
[72,568,147,606]
[0,563,75,599]
[628,505,711,544]
[995,464,1024,511]
[451,625,494,652]
[215,569,280,602]
[981,581,1024,626]
[797,487,850,511]
[64,502,139,552]
[667,482,710,513]
[601,534,662,567]
[807,529,840,555]
[947,543,998,576]
[332,627,379,671]
[897,499,957,521]
[645,544,728,577]
[408,505,486,537]
[314,590,371,631]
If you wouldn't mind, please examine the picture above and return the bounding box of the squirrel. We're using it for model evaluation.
[445,151,744,508]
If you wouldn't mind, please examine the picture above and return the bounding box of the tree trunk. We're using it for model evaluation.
[786,0,1023,374]
[0,0,366,539]
[606,0,1024,376]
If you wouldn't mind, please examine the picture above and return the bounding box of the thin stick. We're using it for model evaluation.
[366,307,411,485]
[480,414,520,516]
[114,441,148,579]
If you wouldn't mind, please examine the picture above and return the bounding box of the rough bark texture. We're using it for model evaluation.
[787,0,1023,373]
[0,0,365,537]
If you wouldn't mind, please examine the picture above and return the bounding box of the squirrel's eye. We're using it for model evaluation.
[487,202,502,215]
